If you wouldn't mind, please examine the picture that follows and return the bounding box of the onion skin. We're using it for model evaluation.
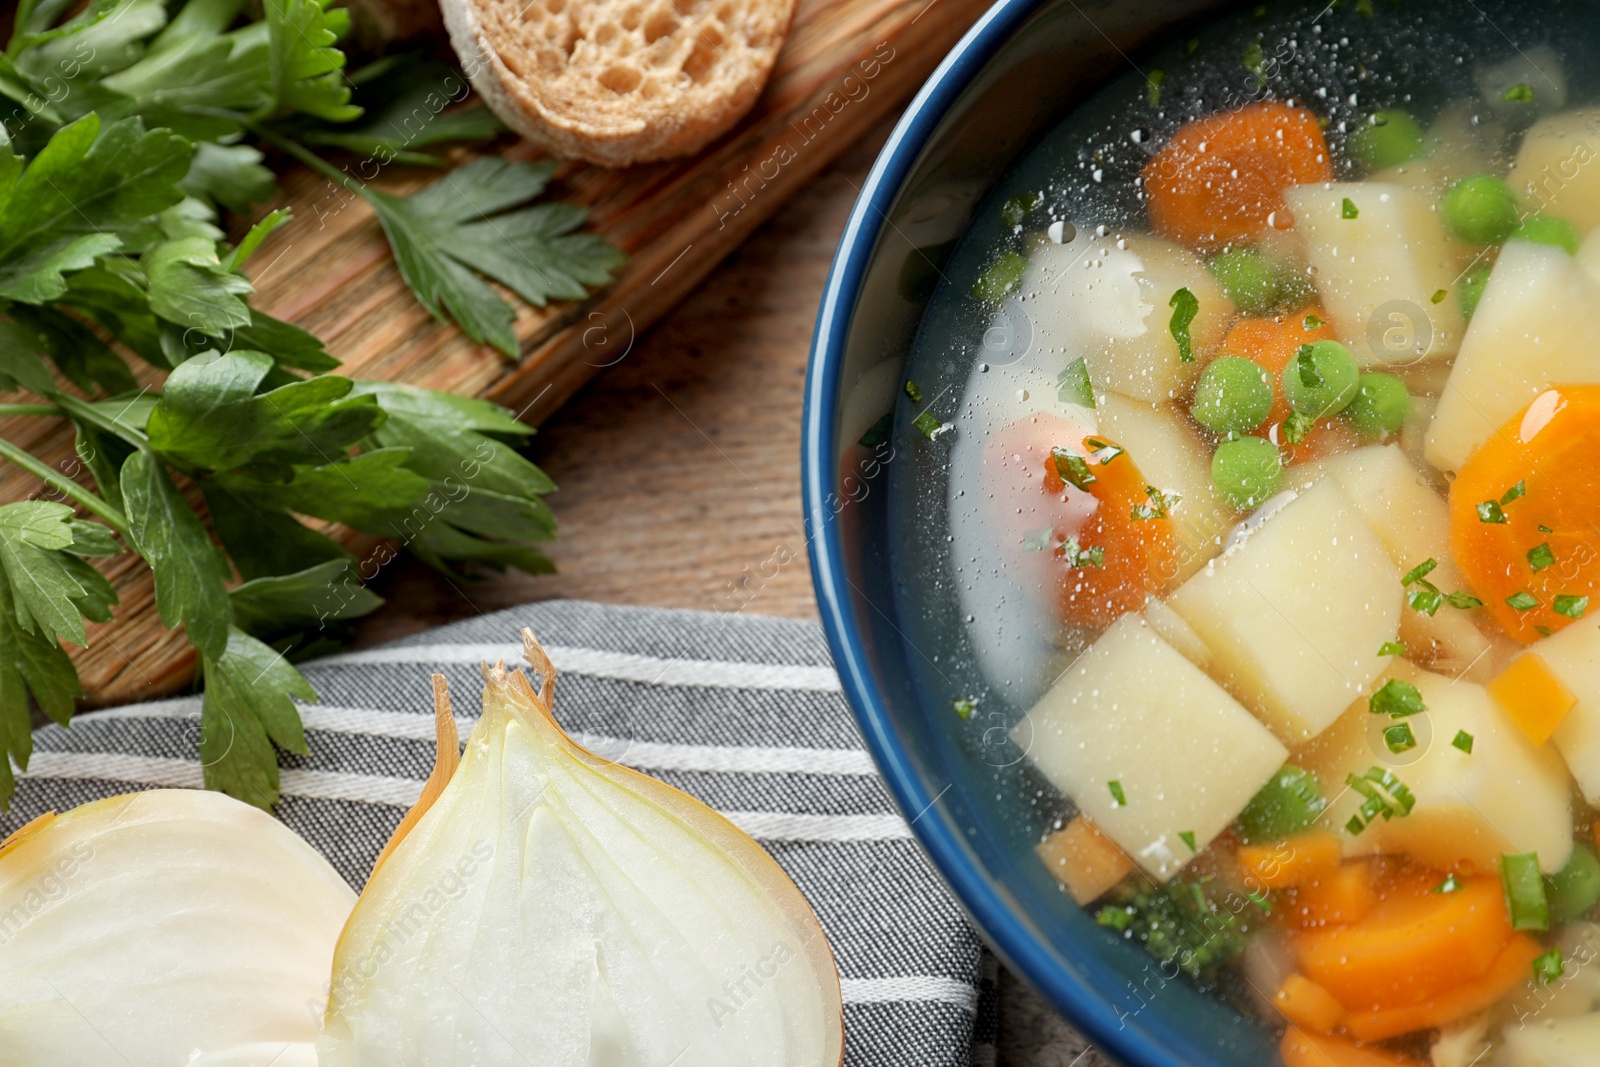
[0,789,353,1066]
[319,629,844,1067]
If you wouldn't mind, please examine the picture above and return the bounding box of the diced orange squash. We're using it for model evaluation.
[1285,860,1380,929]
[1293,875,1512,1010]
[1239,831,1342,890]
[1488,652,1578,746]
[1274,973,1345,1034]
[1340,934,1543,1042]
[1035,815,1134,905]
[1280,1027,1422,1067]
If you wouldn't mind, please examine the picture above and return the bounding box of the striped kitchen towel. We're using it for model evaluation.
[0,600,997,1067]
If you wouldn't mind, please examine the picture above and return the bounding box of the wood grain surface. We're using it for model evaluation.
[0,0,996,706]
[349,111,1117,1067]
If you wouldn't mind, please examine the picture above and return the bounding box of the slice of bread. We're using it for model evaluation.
[443,0,797,167]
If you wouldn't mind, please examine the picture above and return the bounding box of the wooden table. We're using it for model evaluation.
[349,114,1113,1067]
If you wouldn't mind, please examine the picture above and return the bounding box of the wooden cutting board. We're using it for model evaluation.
[0,0,995,706]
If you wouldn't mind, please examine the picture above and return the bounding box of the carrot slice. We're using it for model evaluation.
[1284,859,1380,930]
[1144,102,1333,252]
[1036,815,1134,905]
[1292,874,1512,1009]
[1449,385,1600,644]
[1487,652,1578,746]
[1214,311,1349,463]
[1340,935,1542,1042]
[992,416,1178,625]
[1281,1028,1422,1067]
[1274,973,1346,1035]
[1239,831,1342,890]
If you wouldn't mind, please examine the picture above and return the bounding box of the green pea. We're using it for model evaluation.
[1192,356,1273,434]
[1548,844,1600,924]
[1212,435,1283,511]
[1208,248,1280,314]
[1342,372,1410,437]
[1236,766,1326,844]
[1347,110,1427,170]
[1440,175,1520,245]
[1511,214,1581,255]
[1282,339,1360,418]
[1459,265,1492,318]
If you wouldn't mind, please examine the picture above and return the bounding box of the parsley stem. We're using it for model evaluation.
[248,123,370,199]
[53,394,148,447]
[0,435,129,535]
[0,403,62,417]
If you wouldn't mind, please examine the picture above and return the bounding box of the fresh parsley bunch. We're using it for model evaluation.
[0,0,625,809]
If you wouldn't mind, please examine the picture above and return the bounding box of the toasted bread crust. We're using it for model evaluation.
[443,0,796,167]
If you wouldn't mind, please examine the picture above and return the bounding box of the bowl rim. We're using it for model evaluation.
[800,3,1197,1064]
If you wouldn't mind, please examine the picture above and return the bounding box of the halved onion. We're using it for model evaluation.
[0,789,354,1065]
[319,629,845,1066]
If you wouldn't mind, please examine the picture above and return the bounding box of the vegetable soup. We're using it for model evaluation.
[882,1,1600,1061]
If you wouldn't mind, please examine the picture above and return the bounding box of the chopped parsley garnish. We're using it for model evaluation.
[1370,678,1425,719]
[1086,438,1124,464]
[1295,345,1324,388]
[1344,767,1416,834]
[1501,853,1550,931]
[1507,591,1540,612]
[1537,625,1555,637]
[1341,197,1360,219]
[1000,192,1042,229]
[1169,288,1200,363]
[1242,38,1267,88]
[1132,486,1179,521]
[1022,526,1055,552]
[1179,830,1197,852]
[1503,83,1536,103]
[857,412,893,449]
[1555,594,1590,619]
[1303,313,1324,330]
[1528,543,1556,572]
[1108,780,1127,806]
[1540,524,1555,533]
[1245,890,1272,914]
[912,410,945,439]
[1147,69,1167,107]
[1431,288,1448,304]
[1408,586,1445,616]
[1384,722,1417,754]
[904,380,923,403]
[1094,879,1245,978]
[1282,410,1315,445]
[1058,358,1096,408]
[1477,500,1508,524]
[953,697,978,720]
[974,251,1028,303]
[1378,640,1407,657]
[1534,948,1565,983]
[1445,591,1484,610]
[1052,447,1097,490]
[1502,481,1527,504]
[1061,537,1106,570]
[1402,559,1439,586]
[1435,873,1462,893]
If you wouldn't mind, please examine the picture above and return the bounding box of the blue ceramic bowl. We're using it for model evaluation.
[801,2,1281,1064]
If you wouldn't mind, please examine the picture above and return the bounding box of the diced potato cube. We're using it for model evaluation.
[1500,1010,1600,1067]
[1025,230,1233,402]
[1425,239,1600,473]
[1035,816,1134,905]
[1167,480,1400,742]
[1096,393,1235,580]
[1288,444,1493,678]
[1284,181,1466,366]
[1306,662,1573,874]
[1507,107,1600,231]
[1015,615,1288,881]
[1526,621,1600,806]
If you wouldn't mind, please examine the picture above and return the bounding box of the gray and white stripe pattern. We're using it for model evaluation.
[0,600,996,1067]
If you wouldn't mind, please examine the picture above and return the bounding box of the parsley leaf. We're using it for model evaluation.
[261,0,357,121]
[1168,287,1199,362]
[1369,678,1424,718]
[120,449,232,659]
[1554,594,1589,620]
[361,158,626,356]
[1528,543,1556,572]
[1507,591,1540,612]
[199,625,316,808]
